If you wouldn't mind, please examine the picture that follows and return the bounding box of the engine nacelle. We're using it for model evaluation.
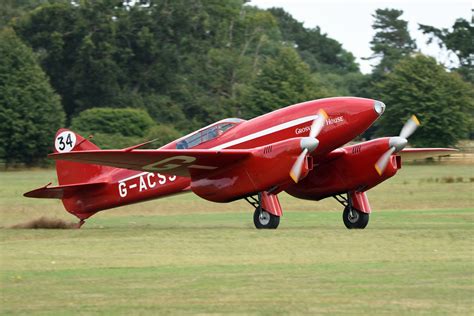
[286,137,401,201]
[191,138,311,202]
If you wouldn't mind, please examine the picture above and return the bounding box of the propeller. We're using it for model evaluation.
[375,115,420,175]
[290,109,328,183]
[399,114,420,139]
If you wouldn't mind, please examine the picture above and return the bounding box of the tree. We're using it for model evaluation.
[0,0,61,28]
[376,54,473,147]
[0,28,65,165]
[312,72,370,97]
[268,7,359,74]
[419,18,474,83]
[13,0,253,124]
[242,47,328,118]
[11,0,387,142]
[14,1,129,118]
[367,8,417,75]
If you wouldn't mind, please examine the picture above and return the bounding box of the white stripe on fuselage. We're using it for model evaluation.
[118,115,318,182]
[119,172,148,183]
[211,115,318,150]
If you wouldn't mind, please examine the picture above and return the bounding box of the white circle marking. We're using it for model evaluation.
[55,131,76,153]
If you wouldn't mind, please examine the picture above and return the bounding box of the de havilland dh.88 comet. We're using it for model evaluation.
[25,97,455,229]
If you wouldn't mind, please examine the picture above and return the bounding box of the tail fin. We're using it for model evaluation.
[54,129,110,185]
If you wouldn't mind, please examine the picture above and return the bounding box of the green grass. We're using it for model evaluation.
[0,165,473,314]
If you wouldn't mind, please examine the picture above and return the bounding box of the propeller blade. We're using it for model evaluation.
[309,109,328,139]
[374,147,396,176]
[290,148,308,183]
[290,109,327,183]
[399,115,420,139]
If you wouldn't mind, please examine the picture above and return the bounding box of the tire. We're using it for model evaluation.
[343,206,369,229]
[253,208,280,229]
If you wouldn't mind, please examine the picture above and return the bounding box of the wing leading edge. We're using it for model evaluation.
[398,148,458,161]
[49,149,253,177]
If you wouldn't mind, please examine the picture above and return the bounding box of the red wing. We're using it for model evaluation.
[398,148,458,161]
[49,149,253,177]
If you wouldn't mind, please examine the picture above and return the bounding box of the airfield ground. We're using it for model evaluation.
[1,165,473,314]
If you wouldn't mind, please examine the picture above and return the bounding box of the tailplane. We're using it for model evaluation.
[24,181,107,199]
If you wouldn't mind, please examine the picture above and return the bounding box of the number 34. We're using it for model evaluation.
[55,131,77,153]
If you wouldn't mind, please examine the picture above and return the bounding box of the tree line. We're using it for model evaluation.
[0,1,472,165]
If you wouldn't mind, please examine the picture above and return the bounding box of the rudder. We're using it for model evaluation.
[54,129,109,185]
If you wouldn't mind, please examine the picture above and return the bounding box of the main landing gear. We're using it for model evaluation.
[245,193,280,229]
[333,193,369,229]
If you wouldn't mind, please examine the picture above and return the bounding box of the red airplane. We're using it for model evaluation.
[25,97,455,229]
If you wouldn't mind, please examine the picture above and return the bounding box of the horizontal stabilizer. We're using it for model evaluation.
[399,148,458,161]
[24,182,107,199]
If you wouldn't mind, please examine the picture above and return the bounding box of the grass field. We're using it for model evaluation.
[1,165,473,314]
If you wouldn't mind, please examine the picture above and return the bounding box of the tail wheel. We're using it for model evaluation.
[253,208,280,229]
[343,206,369,229]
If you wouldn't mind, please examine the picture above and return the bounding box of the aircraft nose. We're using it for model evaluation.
[374,100,386,116]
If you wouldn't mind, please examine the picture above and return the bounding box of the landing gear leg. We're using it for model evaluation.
[245,193,280,229]
[77,219,85,229]
[333,193,369,229]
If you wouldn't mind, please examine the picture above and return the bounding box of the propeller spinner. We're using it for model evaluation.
[374,115,420,175]
[290,109,328,183]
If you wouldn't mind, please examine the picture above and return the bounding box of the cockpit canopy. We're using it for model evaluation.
[176,118,245,149]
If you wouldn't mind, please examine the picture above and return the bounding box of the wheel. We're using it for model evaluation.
[253,208,280,229]
[343,206,369,229]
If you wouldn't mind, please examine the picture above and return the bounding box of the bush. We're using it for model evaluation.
[78,125,182,150]
[146,124,183,148]
[86,133,143,150]
[71,108,154,138]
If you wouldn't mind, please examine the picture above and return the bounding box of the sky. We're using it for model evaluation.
[249,0,472,73]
